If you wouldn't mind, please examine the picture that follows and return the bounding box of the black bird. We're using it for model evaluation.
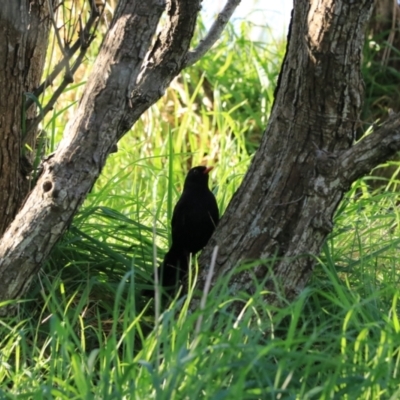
[160,166,219,293]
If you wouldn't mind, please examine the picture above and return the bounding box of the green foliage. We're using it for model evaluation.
[2,206,400,399]
[2,16,400,400]
[362,30,400,125]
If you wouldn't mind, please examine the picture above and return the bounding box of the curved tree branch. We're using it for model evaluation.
[184,0,241,67]
[340,114,400,183]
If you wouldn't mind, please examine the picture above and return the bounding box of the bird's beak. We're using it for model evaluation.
[203,166,214,174]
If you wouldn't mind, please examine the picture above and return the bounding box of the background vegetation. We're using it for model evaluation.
[1,8,400,400]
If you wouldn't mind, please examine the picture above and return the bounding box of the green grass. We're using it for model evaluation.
[1,15,400,400]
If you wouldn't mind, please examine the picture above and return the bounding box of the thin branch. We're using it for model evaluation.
[381,0,398,66]
[26,47,76,110]
[47,0,73,81]
[23,1,101,144]
[25,0,100,110]
[23,47,89,145]
[183,0,241,68]
[339,114,400,184]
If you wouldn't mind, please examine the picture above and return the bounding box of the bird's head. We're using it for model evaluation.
[184,165,213,189]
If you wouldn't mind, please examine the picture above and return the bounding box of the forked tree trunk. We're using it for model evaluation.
[0,1,51,235]
[198,1,400,308]
[0,0,203,315]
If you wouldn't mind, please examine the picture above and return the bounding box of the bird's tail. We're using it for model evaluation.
[161,245,189,289]
[142,246,189,305]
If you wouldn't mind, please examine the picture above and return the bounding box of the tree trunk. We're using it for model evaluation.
[0,0,205,315]
[0,1,51,235]
[2,0,400,317]
[197,0,400,309]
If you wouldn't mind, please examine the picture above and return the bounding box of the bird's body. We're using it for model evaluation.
[161,166,219,291]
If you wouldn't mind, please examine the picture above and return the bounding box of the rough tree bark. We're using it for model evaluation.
[198,0,400,309]
[0,0,240,315]
[0,1,52,235]
[2,0,400,317]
